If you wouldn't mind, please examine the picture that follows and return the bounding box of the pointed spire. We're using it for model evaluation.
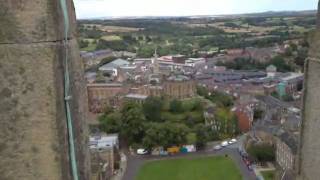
[154,47,158,58]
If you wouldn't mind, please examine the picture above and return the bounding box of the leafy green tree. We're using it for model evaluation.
[270,56,293,72]
[207,91,234,108]
[99,112,121,134]
[196,85,209,97]
[142,123,168,149]
[215,107,238,136]
[254,109,264,121]
[247,143,275,162]
[170,99,183,113]
[295,47,308,68]
[143,122,189,149]
[79,39,89,48]
[194,124,209,149]
[142,96,164,122]
[166,123,190,146]
[137,46,154,58]
[121,102,147,144]
[96,39,128,51]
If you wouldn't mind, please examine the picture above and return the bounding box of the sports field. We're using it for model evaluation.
[136,156,242,180]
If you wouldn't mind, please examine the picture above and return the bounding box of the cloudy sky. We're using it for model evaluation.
[74,0,318,19]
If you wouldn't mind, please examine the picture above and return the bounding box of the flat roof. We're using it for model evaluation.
[125,94,148,99]
[87,83,123,87]
[281,73,303,81]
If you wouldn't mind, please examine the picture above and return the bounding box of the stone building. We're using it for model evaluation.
[89,134,119,180]
[134,80,196,99]
[276,132,298,171]
[87,83,129,113]
[90,150,114,180]
[163,75,196,99]
[280,73,304,95]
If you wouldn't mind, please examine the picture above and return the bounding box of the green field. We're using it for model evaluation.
[136,156,243,180]
[261,170,275,180]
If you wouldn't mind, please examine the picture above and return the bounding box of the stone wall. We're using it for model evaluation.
[0,0,90,180]
[298,10,320,179]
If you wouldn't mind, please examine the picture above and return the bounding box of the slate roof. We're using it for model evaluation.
[279,131,299,154]
[99,59,130,71]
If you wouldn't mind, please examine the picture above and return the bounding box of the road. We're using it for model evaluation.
[122,142,256,180]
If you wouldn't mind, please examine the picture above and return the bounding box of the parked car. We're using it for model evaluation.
[137,148,149,155]
[221,141,229,147]
[213,145,222,151]
[228,138,237,144]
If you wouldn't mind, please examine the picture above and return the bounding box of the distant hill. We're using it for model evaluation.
[81,10,317,20]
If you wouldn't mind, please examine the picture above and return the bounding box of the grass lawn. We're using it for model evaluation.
[101,35,122,41]
[136,156,242,180]
[81,43,96,52]
[261,170,275,180]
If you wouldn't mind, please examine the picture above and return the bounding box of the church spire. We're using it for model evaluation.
[152,47,159,74]
[154,47,158,58]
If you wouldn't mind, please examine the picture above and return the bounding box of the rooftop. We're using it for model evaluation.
[279,131,299,154]
[87,83,123,87]
[281,73,304,82]
[125,94,148,100]
[99,58,130,70]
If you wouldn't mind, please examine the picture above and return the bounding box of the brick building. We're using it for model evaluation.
[234,105,254,132]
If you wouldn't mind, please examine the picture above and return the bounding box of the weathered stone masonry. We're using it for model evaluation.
[0,1,90,180]
[298,1,320,179]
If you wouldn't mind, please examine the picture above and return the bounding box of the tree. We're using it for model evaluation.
[142,123,168,149]
[137,46,154,58]
[196,85,209,97]
[254,109,264,121]
[194,124,209,149]
[99,112,121,134]
[142,122,190,149]
[79,39,89,48]
[215,107,238,136]
[166,123,190,146]
[170,99,183,113]
[247,143,275,162]
[270,56,293,72]
[142,96,164,122]
[121,102,147,144]
[207,91,234,108]
[295,47,308,68]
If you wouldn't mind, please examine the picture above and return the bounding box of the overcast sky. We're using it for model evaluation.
[74,0,318,19]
